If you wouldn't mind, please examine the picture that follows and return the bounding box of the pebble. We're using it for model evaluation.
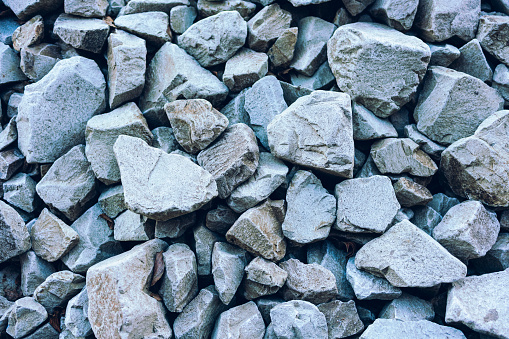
[33,270,85,313]
[211,301,265,339]
[223,48,268,92]
[269,300,328,339]
[317,300,364,338]
[247,4,292,52]
[3,173,38,213]
[361,319,466,338]
[6,297,47,338]
[212,242,249,305]
[19,251,56,297]
[0,200,31,264]
[114,11,172,46]
[19,43,61,81]
[379,293,435,321]
[53,14,110,53]
[0,43,28,85]
[12,15,44,52]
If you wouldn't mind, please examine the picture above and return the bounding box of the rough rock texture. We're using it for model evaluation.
[361,319,467,338]
[197,0,256,20]
[0,149,24,181]
[3,0,63,20]
[477,15,509,66]
[318,300,364,338]
[342,0,375,16]
[450,39,493,82]
[64,287,92,338]
[212,242,249,305]
[33,271,85,313]
[6,297,47,338]
[428,42,460,67]
[370,0,419,31]
[352,103,398,141]
[20,251,55,296]
[19,43,61,81]
[0,200,30,264]
[53,14,110,53]
[12,15,44,52]
[472,233,509,273]
[206,204,239,234]
[267,27,298,69]
[194,224,222,276]
[328,22,430,118]
[211,301,265,339]
[119,0,191,15]
[0,43,27,85]
[170,5,197,34]
[3,173,38,213]
[243,257,287,300]
[114,12,171,46]
[270,300,328,339]
[379,293,435,321]
[493,64,509,101]
[0,117,18,152]
[393,177,433,207]
[65,0,109,17]
[290,61,335,91]
[113,210,155,241]
[223,48,268,92]
[404,124,446,161]
[247,4,292,52]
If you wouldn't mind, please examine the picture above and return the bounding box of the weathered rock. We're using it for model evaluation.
[113,210,155,241]
[114,11,171,46]
[206,204,239,234]
[369,0,419,31]
[428,193,460,217]
[450,39,493,82]
[155,212,196,238]
[114,135,217,220]
[493,63,509,102]
[256,297,283,324]
[5,0,63,20]
[6,92,24,119]
[267,27,298,69]
[64,287,92,338]
[151,127,180,153]
[211,301,265,339]
[0,43,28,85]
[355,220,467,287]
[65,0,109,17]
[477,15,509,66]
[3,173,38,213]
[0,199,31,264]
[404,124,446,161]
[212,242,249,305]
[379,293,435,321]
[270,300,328,339]
[361,319,466,338]
[20,251,55,297]
[472,233,509,273]
[53,14,110,53]
[393,177,433,207]
[34,271,85,313]
[286,0,332,6]
[290,61,335,90]
[335,175,400,233]
[221,90,250,126]
[411,205,442,235]
[446,269,509,338]
[194,223,222,275]
[12,15,44,52]
[87,239,172,339]
[243,257,287,300]
[179,11,247,67]
[20,43,61,81]
[6,297,47,338]
[0,17,19,45]
[328,22,430,118]
[98,185,126,219]
[352,102,398,141]
[20,322,58,339]
[119,0,191,15]
[414,67,504,145]
[223,48,268,92]
[428,43,461,67]
[0,117,18,151]
[0,148,24,180]
[318,300,364,338]
[197,0,256,20]
[342,0,375,16]
[170,6,197,34]
[197,123,259,199]
[247,4,291,52]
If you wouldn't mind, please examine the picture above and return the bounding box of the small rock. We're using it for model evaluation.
[0,43,28,85]
[471,233,509,273]
[427,43,461,67]
[286,0,332,6]
[243,257,288,300]
[318,300,364,338]
[267,27,298,69]
[393,177,433,207]
[65,0,109,17]
[53,14,110,53]
[290,61,335,90]
[403,124,446,161]
[20,43,62,81]
[6,92,23,119]
[352,102,398,140]
[477,15,509,66]
[410,205,443,235]
[270,300,328,339]
[0,17,20,45]
[211,301,265,339]
[493,63,509,101]
[0,117,17,151]
[98,185,126,219]
[170,6,197,34]
[206,204,239,234]
[113,210,155,241]
[6,297,47,338]
[155,212,196,238]
[34,271,85,313]
[20,322,58,339]
[427,193,460,217]
[114,11,172,46]
[247,4,292,52]
[221,89,250,126]
[0,148,24,180]
[450,39,493,82]
[361,319,466,338]
[212,242,249,305]
[333,7,354,26]
[20,251,55,297]
[193,223,222,275]
[3,173,38,213]
[0,200,31,264]
[197,0,256,21]
[223,48,268,92]
[342,0,375,16]
[151,127,180,153]
[369,0,419,31]
[64,287,92,338]
[379,293,435,321]
[12,15,44,52]
[119,0,191,15]
[279,80,314,105]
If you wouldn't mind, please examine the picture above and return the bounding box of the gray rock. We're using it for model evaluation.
[17,56,106,163]
[0,148,24,180]
[346,257,402,300]
[450,39,493,82]
[114,135,217,220]
[20,43,61,81]
[0,265,21,301]
[170,6,197,34]
[477,15,509,66]
[361,319,466,339]
[0,43,27,85]
[256,297,283,324]
[369,0,419,31]
[4,0,62,19]
[268,91,354,177]
[414,0,480,42]
[243,257,287,300]
[159,243,198,312]
[0,17,20,45]
[355,220,467,287]
[493,63,509,101]
[64,287,92,338]
[247,4,291,52]
[335,175,400,233]
[116,12,171,47]
[113,210,155,241]
[119,0,191,15]
[20,251,55,297]
[393,177,433,207]
[0,200,31,264]
[318,300,364,338]
[404,124,445,161]
[270,300,328,339]
[12,15,44,52]
[193,223,222,275]
[267,27,298,69]
[223,48,268,92]
[53,14,109,53]
[342,0,375,16]
[352,102,398,140]
[151,127,180,153]
[379,293,435,321]
[286,0,332,5]
[0,117,18,151]
[3,173,38,213]
[65,0,108,17]
[472,233,509,273]
[206,204,239,234]
[290,61,335,90]
[329,23,430,118]
[446,269,509,338]
[427,43,461,67]
[6,92,23,119]
[155,212,196,238]
[411,205,442,235]
[34,271,85,313]
[428,193,460,217]
[291,16,335,77]
[221,89,250,127]
[86,240,172,339]
[6,297,47,338]
[197,123,259,199]
[197,0,256,21]
[61,204,123,274]
[279,80,314,105]
[179,11,247,67]
[212,301,265,339]
[18,321,58,339]
[98,185,126,219]
[107,30,147,109]
[212,242,249,305]
[0,296,13,333]
[333,7,354,26]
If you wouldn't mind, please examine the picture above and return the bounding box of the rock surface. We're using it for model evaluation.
[223,48,268,92]
[114,11,172,46]
[0,43,27,85]
[361,319,466,338]
[379,293,435,321]
[211,301,265,339]
[6,297,47,338]
[247,4,292,52]
[33,270,85,313]
[53,14,110,53]
[270,300,328,339]
[0,200,31,264]
[318,300,364,338]
[212,242,249,305]
[477,15,509,66]
[243,257,287,300]
[12,15,44,52]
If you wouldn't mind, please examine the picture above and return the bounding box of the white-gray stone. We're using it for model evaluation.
[65,0,109,17]
[477,15,509,66]
[361,319,466,339]
[194,223,222,275]
[170,5,197,34]
[20,251,56,297]
[472,233,509,273]
[318,300,364,339]
[34,271,85,313]
[53,14,110,53]
[0,148,24,181]
[379,293,435,321]
[197,0,256,21]
[0,117,18,151]
[3,173,38,213]
[493,63,509,101]
[12,15,44,52]
[0,43,27,85]
[243,257,287,300]
[428,43,461,67]
[270,300,328,339]
[119,0,191,15]
[370,0,419,31]
[450,39,493,82]
[247,4,292,52]
[98,185,126,219]
[352,102,398,141]
[113,210,155,241]
[267,27,298,69]
[20,43,61,82]
[223,48,268,92]
[393,177,433,207]
[404,124,446,161]
[155,212,196,239]
[0,200,30,264]
[64,287,92,338]
[151,127,180,153]
[212,242,249,305]
[211,301,265,339]
[3,0,63,20]
[114,11,172,46]
[6,297,47,338]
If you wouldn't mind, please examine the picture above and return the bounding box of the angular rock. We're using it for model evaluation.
[179,11,247,67]
[223,48,268,92]
[98,185,126,219]
[256,297,283,324]
[18,321,58,339]
[197,0,256,21]
[12,15,44,52]
[270,300,328,339]
[114,11,171,46]
[212,242,249,305]
[342,0,375,16]
[0,43,28,85]
[472,233,509,273]
[114,135,217,220]
[493,63,509,101]
[477,15,509,66]
[428,193,460,217]
[114,210,155,241]
[119,0,191,15]
[20,43,61,81]
[170,6,197,34]
[0,148,24,180]
[428,43,461,67]
[206,204,239,234]
[193,223,222,275]
[34,271,85,313]
[151,127,180,153]
[64,287,92,338]
[155,212,196,238]
[268,91,354,177]
[393,177,433,207]
[361,319,466,338]
[379,293,435,321]
[318,300,364,338]
[404,124,446,161]
[352,102,398,141]
[369,0,419,31]
[411,205,442,235]
[247,4,292,52]
[267,27,298,69]
[0,17,20,45]
[211,301,265,339]
[290,61,335,90]
[328,22,430,118]
[20,251,55,297]
[0,117,18,151]
[65,0,109,17]
[53,14,110,53]
[450,39,493,82]
[355,220,467,287]
[6,297,47,338]
[0,200,31,264]
[165,99,229,154]
[243,257,287,300]
[3,173,38,213]
[286,0,332,5]
[6,92,23,119]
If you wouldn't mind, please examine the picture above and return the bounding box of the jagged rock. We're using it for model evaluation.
[6,93,23,119]
[267,27,298,69]
[428,193,460,217]
[450,39,493,82]
[369,0,419,31]
[471,233,509,273]
[65,0,108,17]
[3,0,63,20]
[0,200,30,264]
[197,0,256,20]
[155,212,196,238]
[113,210,155,241]
[221,89,250,126]
[342,0,375,16]
[290,61,335,90]
[64,287,92,338]
[6,297,47,338]
[34,271,85,313]
[477,15,509,66]
[0,43,27,85]
[21,322,58,339]
[243,257,287,300]
[212,242,249,305]
[393,177,433,207]
[328,22,430,118]
[119,0,191,15]
[212,301,265,339]
[0,148,24,180]
[0,117,18,151]
[20,251,55,297]
[404,124,446,161]
[379,293,434,321]
[428,43,461,67]
[223,48,268,92]
[98,185,126,219]
[170,5,197,34]
[114,11,171,46]
[12,15,44,52]
[411,205,442,235]
[194,223,222,275]
[20,43,61,81]
[361,319,466,338]
[0,17,19,45]
[493,63,509,101]
[318,300,364,338]
[53,14,110,53]
[247,4,292,52]
[352,102,398,140]
[270,300,328,339]
[206,204,239,234]
[151,127,180,153]
[3,173,38,213]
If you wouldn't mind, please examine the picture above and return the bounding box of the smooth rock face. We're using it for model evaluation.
[243,257,287,300]
[170,5,197,34]
[53,14,110,53]
[379,293,435,321]
[35,145,97,221]
[223,48,268,92]
[179,11,247,67]
[6,297,47,338]
[113,210,155,241]
[197,123,259,199]
[428,42,460,67]
[477,15,509,66]
[446,269,509,338]
[335,176,400,233]
[114,12,171,46]
[270,300,328,339]
[165,99,229,154]
[12,15,44,52]
[33,270,86,313]
[0,43,27,85]
[268,91,354,178]
[194,224,222,276]
[361,319,466,339]
[370,0,419,31]
[19,43,61,82]
[282,170,336,245]
[64,287,92,338]
[450,39,493,82]
[212,242,249,305]
[65,0,109,17]
[352,103,398,140]
[211,301,265,339]
[197,0,256,21]
[0,200,30,264]
[86,102,152,185]
[267,27,298,69]
[355,220,467,288]
[114,135,217,220]
[393,177,433,207]
[20,251,56,296]
[328,22,430,118]
[414,67,504,146]
[87,240,172,339]
[318,300,364,338]
[3,173,38,213]
[247,4,292,52]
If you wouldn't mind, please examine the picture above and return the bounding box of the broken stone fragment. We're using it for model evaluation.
[270,300,328,339]
[0,148,24,181]
[113,210,155,241]
[411,205,442,235]
[493,63,509,101]
[170,5,197,34]
[206,204,239,234]
[0,117,17,152]
[247,4,292,52]
[352,102,398,141]
[3,0,63,20]
[379,293,434,321]
[211,301,265,339]
[12,15,44,52]
[369,0,419,31]
[318,300,364,338]
[471,233,509,273]
[267,27,298,69]
[114,11,172,46]
[98,185,126,219]
[197,0,256,21]
[151,127,180,153]
[119,0,191,15]
[64,287,92,338]
[403,124,445,161]
[3,173,38,213]
[20,251,55,297]
[19,43,61,81]
[450,39,493,82]
[243,257,287,300]
[194,223,222,276]
[0,200,31,264]
[6,297,47,338]
[223,48,268,92]
[53,14,110,53]
[155,212,196,239]
[290,61,335,91]
[33,270,85,313]
[477,15,509,66]
[0,43,27,85]
[361,319,466,338]
[65,0,109,17]
[393,177,433,207]
[427,43,460,67]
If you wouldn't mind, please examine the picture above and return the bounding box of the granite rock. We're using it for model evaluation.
[247,4,291,52]
[270,300,328,339]
[114,11,172,46]
[211,301,265,339]
[212,242,249,305]
[223,48,268,92]
[33,271,85,313]
[0,200,31,264]
[53,14,110,53]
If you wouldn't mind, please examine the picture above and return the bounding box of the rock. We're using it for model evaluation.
[20,251,55,297]
[414,0,480,42]
[61,204,123,273]
[0,17,20,45]
[212,242,249,305]
[155,212,196,238]
[290,61,335,90]
[446,269,509,338]
[114,135,217,220]
[115,11,172,46]
[3,173,38,213]
[369,0,419,31]
[0,148,24,180]
[411,205,442,235]
[355,220,467,287]
[393,177,433,207]
[211,301,265,339]
[291,16,335,77]
[0,265,21,301]
[197,123,259,199]
[335,175,400,233]
[170,6,197,34]
[226,199,287,261]
[267,27,298,69]
[119,0,191,15]
[270,300,328,339]
[0,117,18,151]
[34,271,85,313]
[53,14,110,53]
[107,30,147,109]
[403,124,446,161]
[6,297,47,338]
[477,15,509,66]
[433,200,500,262]
[159,243,198,312]
[370,138,438,177]
[197,0,256,21]
[17,56,106,163]
[6,92,23,119]
[247,4,292,52]
[98,185,126,219]
[380,293,435,322]
[428,43,461,67]
[12,15,44,52]
[342,0,375,16]
[193,223,222,275]
[206,204,239,234]
[494,64,509,101]
[428,193,460,217]
[268,91,354,177]
[450,39,493,82]
[472,233,509,273]
[333,7,354,26]
[256,297,283,324]
[318,300,364,338]
[113,210,155,241]
[165,99,228,154]
[227,152,288,213]
[223,48,268,92]
[21,322,58,339]
[173,285,228,339]
[221,89,250,126]
[361,319,466,338]
[0,43,27,85]
[352,102,398,140]
[243,257,287,300]
[151,127,180,153]
[87,239,172,339]
[64,287,92,338]
[65,0,108,17]
[415,67,503,146]
[20,43,61,81]
[244,75,288,149]
[286,0,332,5]
[36,145,97,221]
[0,200,31,264]
[3,0,62,20]
[346,257,402,300]
[179,11,247,67]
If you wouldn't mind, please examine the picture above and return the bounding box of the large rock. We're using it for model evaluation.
[476,15,509,66]
[212,242,249,305]
[114,135,217,220]
[53,14,110,53]
[0,43,27,85]
[114,11,171,46]
[355,220,467,287]
[328,22,430,118]
[247,4,291,52]
[6,297,47,338]
[211,301,265,339]
[3,0,63,20]
[267,91,354,178]
[270,300,328,339]
[243,257,287,300]
[369,0,419,31]
[17,56,106,163]
[33,271,85,313]
[361,319,466,338]
[0,200,30,264]
[318,300,364,338]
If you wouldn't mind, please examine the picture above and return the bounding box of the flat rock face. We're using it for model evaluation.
[64,287,92,338]
[446,269,509,338]
[86,239,172,339]
[268,27,298,69]
[53,14,110,53]
[194,224,222,276]
[247,4,292,52]
[65,0,109,17]
[114,135,218,220]
[355,220,467,287]
[352,103,398,141]
[3,173,38,213]
[19,43,61,81]
[328,22,430,118]
[318,300,364,338]
[379,293,435,321]
[476,15,509,66]
[361,319,466,339]
[393,177,433,207]
[4,0,63,20]
[212,242,249,305]
[114,11,171,46]
[0,200,30,264]
[243,257,287,300]
[33,270,85,313]
[223,48,268,92]
[211,301,265,339]
[170,5,197,34]
[6,297,47,338]
[197,0,256,21]
[450,39,493,82]
[267,91,354,178]
[370,0,419,32]
[0,43,27,85]
[17,56,106,164]
[270,300,328,339]
[113,210,155,241]
[12,15,44,52]
[20,251,56,296]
